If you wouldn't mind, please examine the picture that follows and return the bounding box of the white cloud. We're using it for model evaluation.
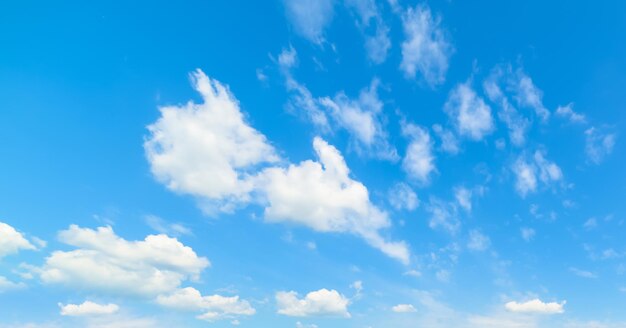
[0,276,26,292]
[345,0,391,63]
[512,150,562,197]
[0,222,36,258]
[144,69,278,213]
[278,47,331,131]
[296,322,319,328]
[276,289,350,318]
[144,215,191,237]
[483,73,530,147]
[583,217,597,230]
[39,225,209,296]
[426,198,460,234]
[454,187,473,212]
[318,79,398,160]
[257,137,409,264]
[392,304,417,313]
[401,122,436,184]
[432,124,459,154]
[400,4,453,86]
[520,228,535,242]
[467,230,490,252]
[283,0,335,44]
[388,182,419,211]
[569,267,597,279]
[556,103,586,124]
[504,299,565,314]
[510,69,550,122]
[156,287,255,322]
[444,82,494,141]
[59,301,119,316]
[585,127,616,164]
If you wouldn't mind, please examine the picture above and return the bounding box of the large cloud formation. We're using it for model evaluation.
[144,70,409,264]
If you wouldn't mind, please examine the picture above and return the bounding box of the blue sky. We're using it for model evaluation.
[0,0,625,327]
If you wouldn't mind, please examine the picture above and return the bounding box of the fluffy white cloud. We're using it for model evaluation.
[467,230,490,252]
[504,299,565,314]
[392,304,417,313]
[512,150,562,197]
[318,79,398,160]
[39,225,209,296]
[444,82,494,141]
[401,122,436,184]
[146,70,409,264]
[585,127,616,164]
[59,301,119,316]
[400,4,453,86]
[0,222,36,258]
[556,103,586,124]
[156,287,255,322]
[388,182,419,211]
[276,289,350,318]
[257,137,409,264]
[144,70,278,213]
[345,0,391,63]
[283,0,335,44]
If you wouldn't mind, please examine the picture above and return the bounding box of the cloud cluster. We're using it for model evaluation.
[444,82,494,141]
[283,0,335,44]
[400,4,453,86]
[145,70,409,264]
[512,150,563,197]
[345,0,391,63]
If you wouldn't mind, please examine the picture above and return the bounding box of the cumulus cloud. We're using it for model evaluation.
[556,103,586,124]
[146,70,409,264]
[467,230,490,251]
[504,299,565,314]
[319,79,398,160]
[59,301,119,316]
[345,0,391,63]
[585,127,616,164]
[283,0,335,44]
[39,225,209,296]
[0,222,36,258]
[512,150,562,197]
[400,4,453,86]
[156,287,255,322]
[388,182,419,211]
[444,82,494,141]
[401,122,436,184]
[392,304,417,313]
[257,137,409,264]
[276,289,350,318]
[144,69,278,213]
